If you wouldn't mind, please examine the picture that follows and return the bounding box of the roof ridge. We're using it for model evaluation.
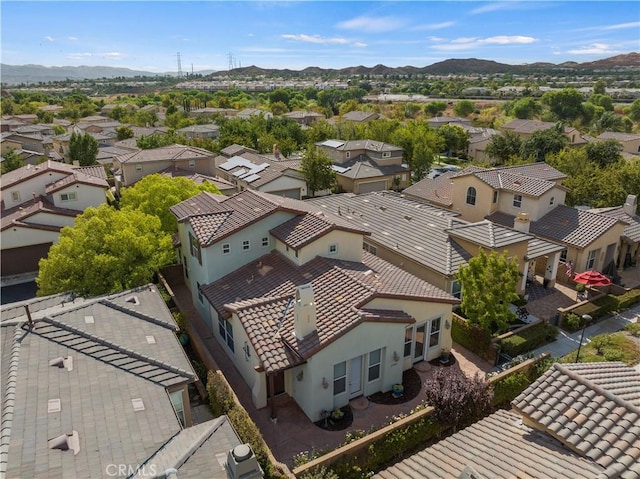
[98,299,176,331]
[554,363,640,415]
[33,317,195,383]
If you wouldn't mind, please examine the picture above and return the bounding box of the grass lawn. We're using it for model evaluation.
[558,331,640,366]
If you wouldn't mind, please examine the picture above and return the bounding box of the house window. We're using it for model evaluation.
[261,236,270,248]
[219,318,234,353]
[196,282,203,303]
[466,187,476,206]
[242,240,251,251]
[368,349,381,382]
[11,191,21,202]
[333,361,346,396]
[60,192,77,202]
[329,244,338,254]
[429,317,441,348]
[222,243,231,254]
[169,390,185,427]
[560,249,568,262]
[513,194,522,208]
[183,254,189,278]
[382,151,391,158]
[363,242,377,255]
[135,164,142,171]
[586,249,599,270]
[345,152,351,159]
[401,174,407,182]
[188,160,196,168]
[404,327,412,358]
[493,191,498,204]
[550,196,555,206]
[189,232,202,265]
[451,280,462,299]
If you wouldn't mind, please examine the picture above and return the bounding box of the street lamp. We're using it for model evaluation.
[575,314,592,363]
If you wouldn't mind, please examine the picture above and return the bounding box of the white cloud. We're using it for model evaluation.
[44,36,54,42]
[282,34,349,45]
[67,51,126,60]
[566,43,618,55]
[469,1,550,15]
[575,21,640,32]
[470,2,513,15]
[353,42,367,48]
[432,35,537,51]
[336,15,406,33]
[413,21,456,31]
[482,36,537,45]
[67,36,78,41]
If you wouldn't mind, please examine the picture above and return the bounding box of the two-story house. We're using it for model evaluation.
[597,132,640,155]
[1,161,109,282]
[170,189,458,422]
[214,144,308,199]
[315,139,410,194]
[501,119,587,146]
[177,124,220,140]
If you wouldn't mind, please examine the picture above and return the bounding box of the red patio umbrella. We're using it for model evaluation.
[572,270,611,286]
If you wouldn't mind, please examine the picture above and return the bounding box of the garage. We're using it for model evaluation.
[268,188,301,199]
[358,180,387,194]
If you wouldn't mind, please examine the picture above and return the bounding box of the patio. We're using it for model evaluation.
[523,275,579,322]
[166,277,493,467]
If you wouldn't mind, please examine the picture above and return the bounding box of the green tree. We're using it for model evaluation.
[585,139,622,168]
[588,93,614,112]
[453,100,475,117]
[36,205,174,297]
[424,101,447,117]
[119,174,221,233]
[411,139,437,182]
[437,124,469,158]
[1,149,25,174]
[68,131,98,166]
[521,126,567,162]
[485,131,523,165]
[624,99,640,122]
[456,249,520,334]
[592,79,607,95]
[541,88,585,122]
[511,97,543,119]
[300,145,336,197]
[116,125,134,141]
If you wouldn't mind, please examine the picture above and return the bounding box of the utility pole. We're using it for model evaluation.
[176,52,183,78]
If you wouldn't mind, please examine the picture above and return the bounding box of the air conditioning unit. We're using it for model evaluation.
[226,444,264,479]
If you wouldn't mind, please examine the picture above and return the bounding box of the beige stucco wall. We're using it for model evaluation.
[274,230,364,266]
[1,227,63,249]
[450,175,496,223]
[563,223,626,274]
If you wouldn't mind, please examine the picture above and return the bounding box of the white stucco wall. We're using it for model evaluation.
[2,170,68,207]
[51,184,107,211]
[1,227,62,249]
[258,175,307,198]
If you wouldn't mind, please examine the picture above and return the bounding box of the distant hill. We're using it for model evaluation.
[2,53,638,85]
[0,64,216,85]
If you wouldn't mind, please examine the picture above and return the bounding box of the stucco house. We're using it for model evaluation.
[113,144,216,188]
[170,189,458,421]
[0,285,260,479]
[597,131,640,155]
[214,144,308,199]
[1,161,109,282]
[177,124,220,140]
[315,139,410,194]
[501,119,586,146]
[340,111,381,123]
[282,110,325,127]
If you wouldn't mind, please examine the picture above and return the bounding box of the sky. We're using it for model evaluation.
[1,1,639,73]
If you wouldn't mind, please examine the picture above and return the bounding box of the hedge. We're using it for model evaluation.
[617,288,640,309]
[499,322,558,357]
[206,371,289,479]
[492,372,531,408]
[451,314,492,359]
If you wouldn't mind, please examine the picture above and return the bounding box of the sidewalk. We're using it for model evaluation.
[531,303,640,359]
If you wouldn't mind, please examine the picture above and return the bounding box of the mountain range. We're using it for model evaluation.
[1,53,638,85]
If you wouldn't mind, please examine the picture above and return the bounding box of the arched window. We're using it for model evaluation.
[466,187,476,206]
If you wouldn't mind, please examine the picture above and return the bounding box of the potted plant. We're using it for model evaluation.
[392,384,404,398]
[440,348,451,364]
[330,407,344,423]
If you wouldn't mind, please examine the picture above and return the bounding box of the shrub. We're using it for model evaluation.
[617,289,640,309]
[492,372,531,408]
[624,322,640,337]
[590,334,613,355]
[565,313,585,332]
[299,467,339,479]
[451,314,492,359]
[500,323,558,357]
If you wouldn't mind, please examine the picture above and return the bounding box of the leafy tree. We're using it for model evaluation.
[300,145,336,197]
[511,97,543,119]
[456,249,520,334]
[520,126,567,162]
[624,99,640,122]
[424,101,447,117]
[305,119,338,144]
[136,132,182,149]
[36,205,174,297]
[68,131,98,166]
[119,174,221,233]
[116,125,134,141]
[411,139,437,182]
[485,131,522,165]
[588,93,614,111]
[585,139,622,168]
[437,124,469,158]
[592,79,607,95]
[453,100,475,117]
[591,111,626,135]
[541,88,584,122]
[1,149,24,174]
[390,120,443,168]
[423,369,493,432]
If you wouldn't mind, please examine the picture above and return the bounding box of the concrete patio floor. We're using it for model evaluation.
[166,277,493,467]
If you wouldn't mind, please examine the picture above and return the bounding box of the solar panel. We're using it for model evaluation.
[331,165,351,174]
[322,139,345,148]
[232,168,247,177]
[244,174,261,183]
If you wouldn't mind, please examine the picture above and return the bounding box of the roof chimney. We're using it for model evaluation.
[623,194,637,216]
[513,212,530,233]
[294,283,316,340]
[226,444,264,479]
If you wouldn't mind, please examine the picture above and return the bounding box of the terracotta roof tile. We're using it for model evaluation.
[270,212,370,249]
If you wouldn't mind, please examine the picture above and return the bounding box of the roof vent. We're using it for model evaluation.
[48,431,80,455]
[125,295,140,305]
[131,398,145,411]
[84,315,94,324]
[226,444,264,479]
[146,335,156,344]
[48,398,61,413]
[49,356,73,371]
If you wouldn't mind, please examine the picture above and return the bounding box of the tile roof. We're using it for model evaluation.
[0,285,197,479]
[333,139,402,154]
[590,207,640,243]
[373,409,602,479]
[45,170,109,194]
[403,172,456,206]
[335,157,409,180]
[341,111,379,122]
[270,212,370,249]
[171,189,313,246]
[306,192,470,276]
[530,204,626,248]
[1,196,79,232]
[472,169,558,197]
[0,160,75,189]
[503,119,577,135]
[159,166,237,192]
[526,235,566,260]
[215,150,303,188]
[598,132,640,142]
[202,251,456,373]
[115,144,214,164]
[446,219,533,249]
[512,362,640,479]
